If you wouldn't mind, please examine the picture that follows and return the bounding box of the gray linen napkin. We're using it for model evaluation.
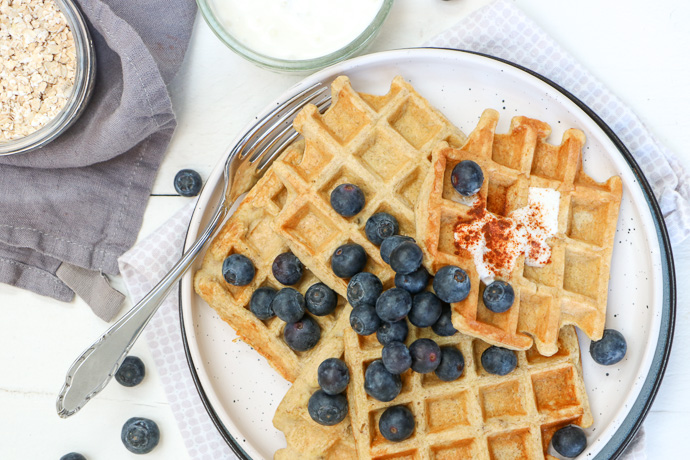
[0,0,196,320]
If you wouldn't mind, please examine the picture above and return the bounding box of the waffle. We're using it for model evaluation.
[344,325,592,460]
[415,109,622,355]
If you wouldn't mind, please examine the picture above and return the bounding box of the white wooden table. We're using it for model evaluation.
[2,0,689,458]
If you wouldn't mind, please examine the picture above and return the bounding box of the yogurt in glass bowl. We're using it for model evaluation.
[197,0,393,72]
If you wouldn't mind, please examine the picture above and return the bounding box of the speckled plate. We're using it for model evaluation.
[179,48,675,460]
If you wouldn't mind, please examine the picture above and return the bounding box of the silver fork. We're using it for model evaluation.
[56,82,331,418]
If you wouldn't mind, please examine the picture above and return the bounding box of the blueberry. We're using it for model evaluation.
[250,287,277,320]
[173,169,203,197]
[432,265,470,303]
[451,160,484,196]
[318,358,350,395]
[365,212,399,245]
[222,254,255,286]
[350,304,381,336]
[121,417,160,454]
[379,405,415,442]
[308,389,348,426]
[60,454,86,460]
[271,288,306,323]
[376,288,413,322]
[380,235,415,264]
[305,283,337,316]
[409,338,441,373]
[272,252,303,285]
[395,266,429,294]
[431,303,458,337]
[483,280,514,313]
[408,292,443,328]
[435,346,465,381]
[364,359,402,402]
[590,329,627,366]
[552,425,587,458]
[481,346,517,376]
[382,341,412,374]
[347,272,383,308]
[331,243,367,278]
[376,320,409,346]
[331,183,365,217]
[389,241,423,275]
[115,356,145,387]
[284,316,321,351]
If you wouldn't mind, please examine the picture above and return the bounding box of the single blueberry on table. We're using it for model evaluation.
[250,286,277,320]
[350,304,381,336]
[481,346,518,376]
[451,160,484,196]
[409,338,441,374]
[483,280,515,313]
[330,183,365,217]
[331,243,367,278]
[271,288,306,323]
[435,346,465,382]
[284,315,321,352]
[379,405,415,442]
[389,241,423,275]
[380,235,415,265]
[433,265,470,303]
[60,454,86,460]
[376,288,413,322]
[308,389,348,426]
[364,359,402,402]
[121,417,160,454]
[431,303,458,337]
[551,425,587,458]
[408,291,443,328]
[347,272,383,308]
[222,254,255,286]
[365,212,399,245]
[377,319,409,346]
[305,282,337,316]
[272,252,303,285]
[318,358,350,395]
[590,329,627,366]
[382,341,412,375]
[395,266,429,295]
[173,169,203,197]
[115,356,145,387]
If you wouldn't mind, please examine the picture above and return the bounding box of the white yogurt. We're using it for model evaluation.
[213,0,384,60]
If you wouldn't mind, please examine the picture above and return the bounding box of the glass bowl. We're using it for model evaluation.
[197,0,394,73]
[0,0,96,156]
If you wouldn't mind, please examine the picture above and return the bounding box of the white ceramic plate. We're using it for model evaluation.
[179,49,675,460]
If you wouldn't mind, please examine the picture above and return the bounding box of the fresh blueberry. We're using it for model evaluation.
[350,304,381,336]
[272,252,303,285]
[432,265,470,303]
[305,283,337,316]
[271,288,306,323]
[364,359,402,402]
[376,288,413,322]
[115,356,145,387]
[379,405,415,442]
[590,329,627,366]
[451,160,484,196]
[431,303,458,337]
[284,316,321,351]
[250,287,277,320]
[222,254,255,286]
[318,358,350,395]
[347,272,383,308]
[395,266,429,294]
[481,346,517,376]
[435,346,465,382]
[376,320,409,346]
[382,341,412,374]
[409,338,441,373]
[308,389,348,426]
[331,183,365,217]
[483,280,515,313]
[408,292,443,328]
[173,169,203,197]
[365,212,399,246]
[331,243,367,278]
[60,454,86,460]
[552,425,587,458]
[389,241,423,275]
[380,235,415,265]
[121,417,160,454]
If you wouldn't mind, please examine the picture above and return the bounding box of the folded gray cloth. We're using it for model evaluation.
[0,0,196,320]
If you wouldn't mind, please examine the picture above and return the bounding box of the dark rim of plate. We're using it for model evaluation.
[179,48,676,460]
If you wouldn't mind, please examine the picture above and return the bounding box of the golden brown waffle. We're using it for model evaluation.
[416,109,622,355]
[344,325,592,460]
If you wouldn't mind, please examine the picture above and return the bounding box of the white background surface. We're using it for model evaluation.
[1,0,689,458]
